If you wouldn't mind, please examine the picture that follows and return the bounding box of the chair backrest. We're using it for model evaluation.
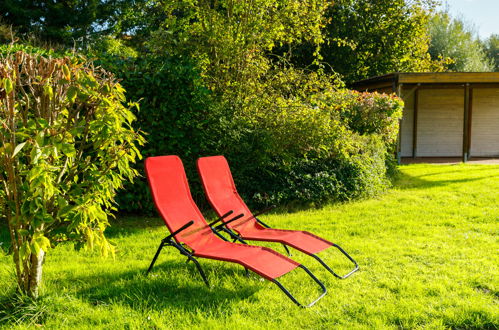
[197,156,257,232]
[145,155,215,247]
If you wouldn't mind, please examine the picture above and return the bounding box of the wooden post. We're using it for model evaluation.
[396,82,403,164]
[412,84,420,158]
[463,83,471,162]
[467,87,473,159]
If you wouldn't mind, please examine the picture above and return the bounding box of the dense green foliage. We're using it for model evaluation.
[1,164,498,328]
[3,1,406,211]
[428,12,494,72]
[286,0,445,83]
[484,34,499,71]
[227,84,403,206]
[88,0,402,212]
[145,0,329,95]
[0,0,141,44]
[0,48,144,296]
[96,49,402,212]
[93,54,221,211]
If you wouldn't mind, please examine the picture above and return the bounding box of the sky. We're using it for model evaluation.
[441,0,499,40]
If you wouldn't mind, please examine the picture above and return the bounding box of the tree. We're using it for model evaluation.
[146,0,330,96]
[0,49,144,298]
[428,12,493,72]
[286,0,444,83]
[0,0,142,45]
[484,34,499,71]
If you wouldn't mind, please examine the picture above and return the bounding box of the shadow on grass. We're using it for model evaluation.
[105,216,165,239]
[73,260,260,312]
[0,259,260,327]
[393,170,491,190]
[0,291,51,327]
[110,167,495,233]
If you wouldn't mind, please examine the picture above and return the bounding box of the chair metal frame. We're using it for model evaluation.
[146,211,327,307]
[213,206,359,279]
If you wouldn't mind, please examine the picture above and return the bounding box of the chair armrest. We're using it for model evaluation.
[214,213,244,231]
[254,205,276,228]
[207,210,234,227]
[256,217,271,228]
[164,220,195,241]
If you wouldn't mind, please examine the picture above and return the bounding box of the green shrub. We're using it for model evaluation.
[92,53,226,212]
[0,43,66,57]
[86,0,403,212]
[224,74,402,207]
[91,50,403,212]
[227,133,392,208]
[0,48,144,297]
[334,90,403,144]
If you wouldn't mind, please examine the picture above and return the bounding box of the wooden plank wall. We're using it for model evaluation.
[355,78,499,159]
[400,90,414,157]
[471,88,499,157]
[417,89,464,157]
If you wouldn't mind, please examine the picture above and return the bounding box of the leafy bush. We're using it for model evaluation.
[91,46,403,212]
[334,91,403,144]
[222,73,403,207]
[0,43,68,57]
[250,135,389,206]
[0,48,144,297]
[92,53,225,212]
[86,0,404,213]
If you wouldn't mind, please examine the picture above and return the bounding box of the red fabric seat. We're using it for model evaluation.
[145,155,299,280]
[237,228,332,255]
[196,156,334,255]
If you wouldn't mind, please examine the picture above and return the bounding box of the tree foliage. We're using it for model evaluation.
[484,34,499,72]
[428,12,493,72]
[146,0,330,96]
[84,0,404,213]
[0,0,143,44]
[287,0,444,83]
[0,49,144,297]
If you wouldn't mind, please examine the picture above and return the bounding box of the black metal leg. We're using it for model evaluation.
[272,264,327,308]
[189,255,210,287]
[146,241,165,275]
[310,244,359,279]
[146,238,211,287]
[282,244,291,256]
[174,243,211,288]
[213,228,229,241]
[220,228,248,244]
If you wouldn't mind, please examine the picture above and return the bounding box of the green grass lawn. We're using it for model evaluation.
[1,164,498,329]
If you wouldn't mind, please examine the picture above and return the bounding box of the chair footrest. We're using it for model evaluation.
[272,265,327,308]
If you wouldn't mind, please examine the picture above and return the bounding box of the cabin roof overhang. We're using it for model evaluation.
[352,72,499,91]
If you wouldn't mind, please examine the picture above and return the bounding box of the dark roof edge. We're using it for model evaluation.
[351,72,499,89]
[350,73,398,90]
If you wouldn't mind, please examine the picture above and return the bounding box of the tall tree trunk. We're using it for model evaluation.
[28,249,45,298]
[17,250,45,299]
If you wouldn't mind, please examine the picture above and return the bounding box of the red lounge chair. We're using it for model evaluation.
[144,155,326,307]
[196,156,359,279]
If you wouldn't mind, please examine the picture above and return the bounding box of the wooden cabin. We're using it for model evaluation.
[352,73,499,163]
